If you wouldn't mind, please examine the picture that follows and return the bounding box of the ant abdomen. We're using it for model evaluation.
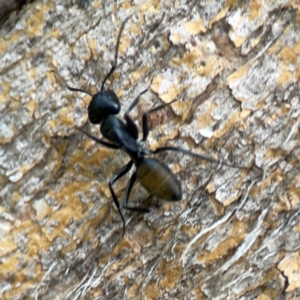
[136,157,182,201]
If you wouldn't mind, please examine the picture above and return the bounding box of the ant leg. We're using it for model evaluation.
[152,146,247,169]
[109,160,134,233]
[80,130,120,149]
[124,89,148,139]
[101,16,131,91]
[142,99,177,141]
[122,173,150,212]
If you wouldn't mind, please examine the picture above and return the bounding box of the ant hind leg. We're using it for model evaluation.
[122,173,150,213]
[124,89,148,140]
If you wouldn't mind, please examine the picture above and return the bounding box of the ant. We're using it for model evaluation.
[52,16,246,233]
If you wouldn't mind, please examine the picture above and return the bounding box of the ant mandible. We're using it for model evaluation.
[52,16,245,233]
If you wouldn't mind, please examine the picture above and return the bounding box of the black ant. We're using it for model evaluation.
[52,16,246,233]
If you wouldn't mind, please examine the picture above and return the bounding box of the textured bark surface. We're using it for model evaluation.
[0,1,300,299]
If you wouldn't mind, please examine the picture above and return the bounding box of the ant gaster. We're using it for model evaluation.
[52,16,245,232]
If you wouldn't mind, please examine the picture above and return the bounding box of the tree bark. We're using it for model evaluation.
[0,0,299,299]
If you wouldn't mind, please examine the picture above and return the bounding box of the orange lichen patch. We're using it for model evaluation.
[249,0,262,20]
[172,51,199,69]
[197,219,246,264]
[160,263,182,290]
[277,65,294,85]
[171,98,193,121]
[158,224,173,242]
[287,177,300,208]
[120,0,131,9]
[151,74,164,93]
[58,106,76,126]
[261,169,283,191]
[213,110,240,138]
[16,163,39,182]
[98,239,132,265]
[182,19,206,35]
[270,104,291,123]
[203,56,223,78]
[144,282,159,299]
[226,0,239,8]
[232,36,247,48]
[71,146,115,175]
[50,28,60,39]
[45,119,59,133]
[250,35,261,48]
[127,282,143,299]
[238,268,283,299]
[93,0,102,9]
[209,7,230,28]
[130,21,143,35]
[263,148,287,162]
[293,221,300,233]
[6,279,45,299]
[0,237,17,257]
[221,187,244,207]
[151,74,185,103]
[107,252,138,276]
[25,8,44,37]
[210,194,226,216]
[0,37,6,52]
[289,187,300,208]
[278,252,300,292]
[279,46,298,65]
[240,108,251,119]
[196,103,216,131]
[1,254,25,280]
[227,64,249,88]
[77,204,109,242]
[140,0,161,11]
[161,84,182,102]
[27,228,51,253]
[118,35,131,58]
[0,81,11,109]
[292,39,300,55]
[277,192,293,211]
[25,99,37,116]
[41,203,83,242]
[181,223,202,237]
[256,268,285,300]
[130,66,150,83]
[88,39,98,57]
[193,288,207,300]
[27,66,38,79]
[171,32,180,44]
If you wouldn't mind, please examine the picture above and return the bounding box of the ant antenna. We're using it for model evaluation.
[51,71,93,96]
[151,147,247,170]
[101,16,131,92]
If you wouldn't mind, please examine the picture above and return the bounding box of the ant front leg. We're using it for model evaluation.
[80,130,120,149]
[142,99,177,141]
[124,89,148,139]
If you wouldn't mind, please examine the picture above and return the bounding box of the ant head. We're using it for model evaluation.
[88,90,121,124]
